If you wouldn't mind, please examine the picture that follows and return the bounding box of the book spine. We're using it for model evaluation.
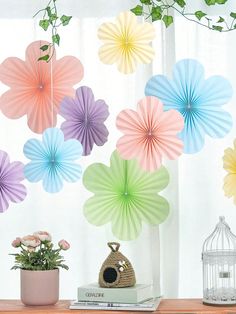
[77,289,137,303]
[69,305,155,311]
[73,300,153,308]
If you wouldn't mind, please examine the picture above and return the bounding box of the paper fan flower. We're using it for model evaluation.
[60,86,109,156]
[83,150,169,240]
[223,140,236,204]
[116,96,184,172]
[145,59,233,154]
[0,40,84,134]
[0,150,27,213]
[23,128,83,193]
[98,11,155,74]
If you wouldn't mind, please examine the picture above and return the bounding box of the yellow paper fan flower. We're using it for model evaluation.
[98,11,155,74]
[223,140,236,204]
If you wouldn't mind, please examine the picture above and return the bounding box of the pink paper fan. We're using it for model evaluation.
[0,40,84,133]
[116,96,184,172]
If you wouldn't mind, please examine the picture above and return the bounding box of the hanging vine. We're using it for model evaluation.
[131,0,236,32]
[33,0,72,61]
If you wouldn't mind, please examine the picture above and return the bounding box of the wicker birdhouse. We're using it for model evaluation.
[99,242,136,288]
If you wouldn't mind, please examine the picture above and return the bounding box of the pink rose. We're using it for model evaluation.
[21,235,41,248]
[58,239,70,250]
[33,231,52,242]
[11,237,21,248]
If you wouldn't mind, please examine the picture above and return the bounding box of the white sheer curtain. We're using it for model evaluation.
[0,0,235,301]
[159,2,236,298]
[0,0,162,300]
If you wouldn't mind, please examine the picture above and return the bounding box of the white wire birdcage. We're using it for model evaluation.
[202,216,236,305]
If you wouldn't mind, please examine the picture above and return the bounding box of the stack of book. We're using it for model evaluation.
[69,283,161,311]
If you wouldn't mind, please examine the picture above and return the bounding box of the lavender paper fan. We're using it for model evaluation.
[60,86,109,156]
[0,150,27,212]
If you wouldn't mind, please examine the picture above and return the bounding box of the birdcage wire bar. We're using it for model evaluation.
[202,216,236,305]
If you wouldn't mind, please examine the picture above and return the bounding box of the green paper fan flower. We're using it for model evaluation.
[83,150,170,240]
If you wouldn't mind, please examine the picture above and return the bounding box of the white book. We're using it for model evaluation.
[77,283,153,303]
[69,297,161,311]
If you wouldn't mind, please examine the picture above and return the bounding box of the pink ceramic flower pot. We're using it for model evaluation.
[20,269,59,306]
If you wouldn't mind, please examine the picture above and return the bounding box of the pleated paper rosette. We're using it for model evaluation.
[24,128,83,193]
[116,96,184,172]
[83,150,170,240]
[145,59,233,154]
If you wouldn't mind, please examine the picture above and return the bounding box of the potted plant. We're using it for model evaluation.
[10,231,70,306]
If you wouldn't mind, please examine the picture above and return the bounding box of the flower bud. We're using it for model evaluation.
[11,237,21,248]
[58,239,70,250]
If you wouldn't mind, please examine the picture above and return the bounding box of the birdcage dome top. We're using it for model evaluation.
[202,216,236,254]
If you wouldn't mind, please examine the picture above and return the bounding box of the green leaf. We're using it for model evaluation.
[217,16,225,23]
[194,11,207,20]
[205,0,227,4]
[151,6,162,21]
[175,0,186,8]
[39,19,50,31]
[38,54,50,61]
[230,12,236,19]
[212,25,223,31]
[130,5,143,16]
[49,14,58,23]
[205,0,216,5]
[40,44,49,51]
[46,6,52,17]
[234,24,236,28]
[60,15,72,26]
[162,15,173,27]
[52,34,60,45]
[140,0,151,4]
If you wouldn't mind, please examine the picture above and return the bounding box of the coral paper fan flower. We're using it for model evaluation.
[116,96,184,172]
[145,59,233,154]
[60,86,109,156]
[0,40,84,133]
[98,11,155,74]
[23,128,83,193]
[223,140,236,204]
[0,150,27,213]
[83,150,169,240]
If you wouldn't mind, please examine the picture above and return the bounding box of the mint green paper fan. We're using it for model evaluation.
[83,150,170,240]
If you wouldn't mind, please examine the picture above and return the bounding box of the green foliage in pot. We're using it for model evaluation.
[10,231,70,271]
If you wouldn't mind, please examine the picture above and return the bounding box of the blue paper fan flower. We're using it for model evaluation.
[23,128,83,193]
[145,59,233,154]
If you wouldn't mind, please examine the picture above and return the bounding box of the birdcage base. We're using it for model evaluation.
[203,299,236,306]
[203,287,236,305]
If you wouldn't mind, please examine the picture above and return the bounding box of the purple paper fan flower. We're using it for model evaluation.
[0,150,27,213]
[60,86,109,156]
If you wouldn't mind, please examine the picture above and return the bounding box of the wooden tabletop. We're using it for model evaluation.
[1,299,236,313]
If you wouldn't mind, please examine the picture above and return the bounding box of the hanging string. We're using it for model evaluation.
[50,56,54,128]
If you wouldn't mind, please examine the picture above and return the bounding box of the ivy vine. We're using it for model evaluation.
[33,0,72,61]
[131,0,236,32]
